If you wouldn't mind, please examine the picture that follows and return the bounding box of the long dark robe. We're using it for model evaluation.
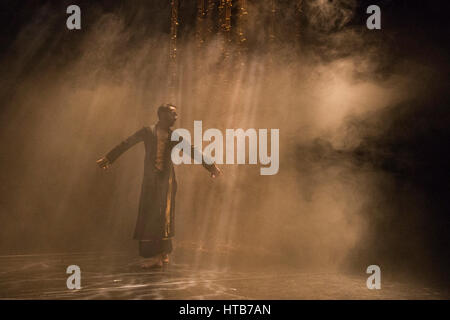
[105,124,214,242]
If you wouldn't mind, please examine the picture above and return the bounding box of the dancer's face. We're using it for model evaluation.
[161,106,178,127]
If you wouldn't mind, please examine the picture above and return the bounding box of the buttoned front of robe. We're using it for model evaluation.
[105,125,214,241]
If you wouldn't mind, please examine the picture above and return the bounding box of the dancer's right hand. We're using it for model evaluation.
[96,157,110,170]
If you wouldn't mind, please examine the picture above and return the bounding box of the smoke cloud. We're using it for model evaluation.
[0,0,448,286]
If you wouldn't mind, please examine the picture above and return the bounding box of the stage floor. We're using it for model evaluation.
[0,251,447,300]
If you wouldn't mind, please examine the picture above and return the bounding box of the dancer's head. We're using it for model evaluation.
[157,103,178,127]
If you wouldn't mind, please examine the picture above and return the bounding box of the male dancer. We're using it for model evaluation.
[97,104,221,268]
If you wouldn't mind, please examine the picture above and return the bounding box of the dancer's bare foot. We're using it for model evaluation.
[162,253,170,265]
[140,258,162,269]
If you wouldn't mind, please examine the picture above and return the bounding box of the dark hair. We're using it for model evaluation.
[157,103,176,119]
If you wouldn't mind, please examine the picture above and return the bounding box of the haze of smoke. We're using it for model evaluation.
[0,1,436,278]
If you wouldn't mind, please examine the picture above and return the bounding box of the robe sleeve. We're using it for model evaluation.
[105,127,146,164]
[190,144,217,173]
[171,132,217,173]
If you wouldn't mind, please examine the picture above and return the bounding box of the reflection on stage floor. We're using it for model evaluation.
[0,250,447,300]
